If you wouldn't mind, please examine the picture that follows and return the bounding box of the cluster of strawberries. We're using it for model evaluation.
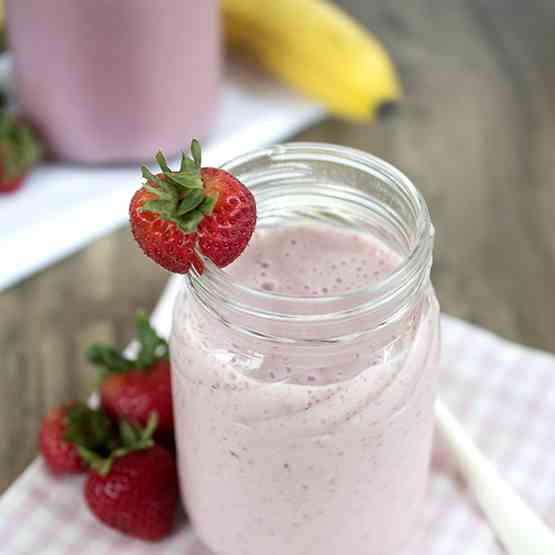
[39,312,178,541]
[39,139,257,541]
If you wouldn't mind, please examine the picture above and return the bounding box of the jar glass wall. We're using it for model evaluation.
[170,143,440,555]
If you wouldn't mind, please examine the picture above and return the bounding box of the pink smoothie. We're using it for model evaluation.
[171,223,440,555]
[6,0,220,163]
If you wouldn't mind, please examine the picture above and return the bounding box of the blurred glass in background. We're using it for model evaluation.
[5,0,221,163]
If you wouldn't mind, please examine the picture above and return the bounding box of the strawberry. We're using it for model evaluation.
[0,111,42,194]
[39,402,113,475]
[129,139,256,274]
[83,416,178,541]
[86,311,174,441]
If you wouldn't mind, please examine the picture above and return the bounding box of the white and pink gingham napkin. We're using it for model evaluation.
[1,277,554,554]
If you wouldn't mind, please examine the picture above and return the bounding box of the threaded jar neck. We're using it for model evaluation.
[188,142,434,344]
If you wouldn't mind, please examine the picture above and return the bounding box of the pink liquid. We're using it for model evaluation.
[6,0,220,163]
[228,224,397,296]
[171,223,440,555]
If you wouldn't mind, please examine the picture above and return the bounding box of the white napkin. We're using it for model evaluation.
[0,60,324,291]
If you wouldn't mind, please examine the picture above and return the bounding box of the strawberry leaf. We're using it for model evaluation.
[142,199,177,216]
[142,183,174,202]
[198,194,218,216]
[120,420,141,448]
[83,414,158,476]
[86,345,134,377]
[142,412,158,440]
[142,199,167,212]
[166,171,203,190]
[87,311,167,377]
[155,151,171,173]
[64,403,114,451]
[77,446,113,476]
[180,152,197,173]
[191,139,202,168]
[177,209,205,233]
[0,112,43,179]
[141,166,166,188]
[176,189,205,216]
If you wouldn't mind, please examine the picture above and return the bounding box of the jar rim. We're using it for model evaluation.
[191,142,433,319]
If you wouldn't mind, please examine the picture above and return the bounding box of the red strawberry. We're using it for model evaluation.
[0,174,26,193]
[129,187,199,274]
[83,417,178,541]
[197,167,258,267]
[86,311,174,440]
[0,112,42,194]
[39,402,113,475]
[100,359,173,440]
[39,405,83,475]
[129,139,256,274]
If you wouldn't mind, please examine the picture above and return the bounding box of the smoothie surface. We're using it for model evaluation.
[225,223,402,296]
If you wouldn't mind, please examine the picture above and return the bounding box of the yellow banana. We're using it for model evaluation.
[223,0,401,121]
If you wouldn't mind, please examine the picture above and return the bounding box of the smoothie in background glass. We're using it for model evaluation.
[171,144,440,555]
[5,0,220,163]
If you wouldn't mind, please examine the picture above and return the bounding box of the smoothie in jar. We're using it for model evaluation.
[170,143,440,555]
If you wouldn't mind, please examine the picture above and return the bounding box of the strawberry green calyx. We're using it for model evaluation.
[140,139,218,234]
[0,111,42,179]
[63,402,114,451]
[79,413,158,476]
[86,310,168,378]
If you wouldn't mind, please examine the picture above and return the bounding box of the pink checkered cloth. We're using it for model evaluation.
[1,313,554,554]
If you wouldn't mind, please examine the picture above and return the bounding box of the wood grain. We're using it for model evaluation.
[2,0,555,493]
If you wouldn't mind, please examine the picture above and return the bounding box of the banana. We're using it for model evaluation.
[223,0,401,121]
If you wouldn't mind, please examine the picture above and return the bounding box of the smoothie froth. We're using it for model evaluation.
[228,224,397,295]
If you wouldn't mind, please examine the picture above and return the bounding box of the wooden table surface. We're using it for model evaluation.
[2,0,555,495]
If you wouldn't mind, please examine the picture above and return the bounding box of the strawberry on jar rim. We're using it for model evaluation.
[129,139,256,274]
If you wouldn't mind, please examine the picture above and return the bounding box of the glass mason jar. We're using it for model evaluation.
[170,143,440,555]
